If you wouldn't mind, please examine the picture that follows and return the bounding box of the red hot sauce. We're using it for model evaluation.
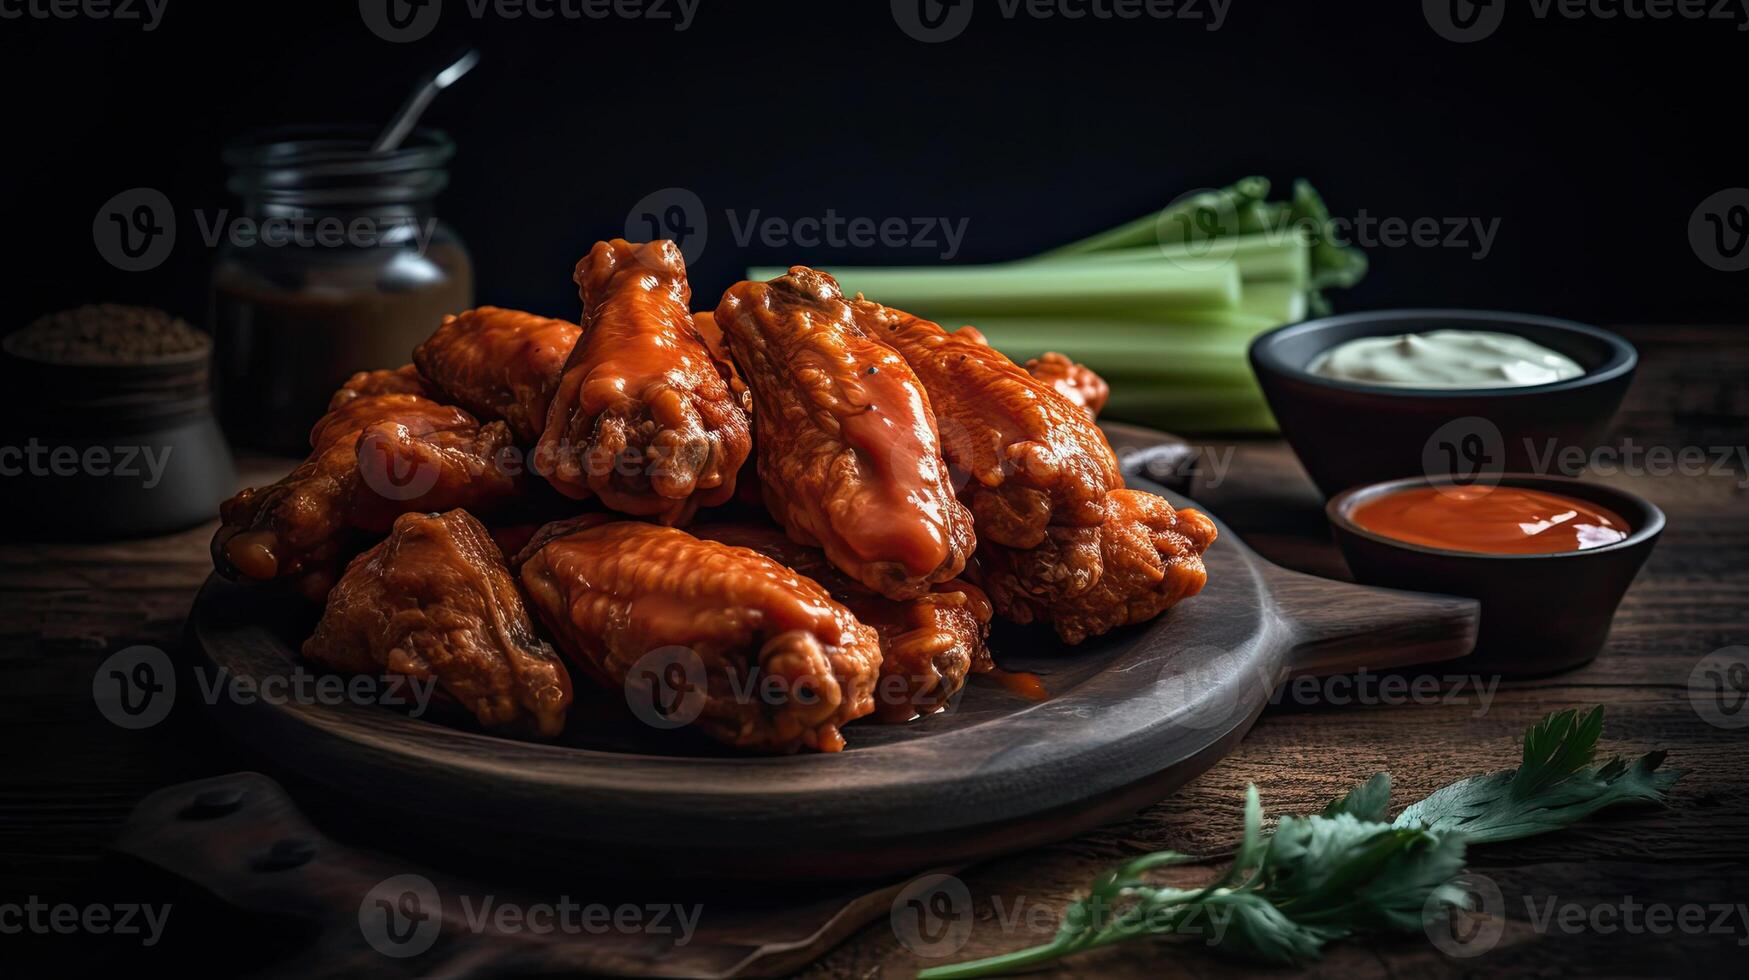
[1350,486,1630,555]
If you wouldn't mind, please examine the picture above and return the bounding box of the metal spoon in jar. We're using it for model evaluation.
[372,48,481,153]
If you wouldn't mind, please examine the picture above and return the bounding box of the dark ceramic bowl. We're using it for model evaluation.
[1249,310,1637,497]
[1328,475,1663,676]
[0,342,237,539]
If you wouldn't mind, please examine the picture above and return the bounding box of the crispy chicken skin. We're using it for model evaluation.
[951,328,1109,420]
[519,519,881,753]
[212,376,521,600]
[976,490,1215,645]
[859,305,1116,548]
[860,302,1215,642]
[1025,351,1110,421]
[329,363,436,405]
[693,521,992,723]
[714,267,975,601]
[304,509,572,737]
[414,306,582,443]
[534,240,750,524]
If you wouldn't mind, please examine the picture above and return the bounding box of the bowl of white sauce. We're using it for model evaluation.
[1248,310,1637,496]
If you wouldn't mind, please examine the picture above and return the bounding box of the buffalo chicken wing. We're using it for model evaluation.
[692,521,992,722]
[414,306,582,442]
[1026,351,1110,421]
[714,267,975,601]
[213,375,521,599]
[535,240,750,524]
[860,301,1215,643]
[304,509,572,737]
[519,519,881,752]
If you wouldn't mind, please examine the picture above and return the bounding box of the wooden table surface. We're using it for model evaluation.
[3,325,1745,977]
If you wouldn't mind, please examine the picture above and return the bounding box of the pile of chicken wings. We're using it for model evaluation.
[211,239,1216,753]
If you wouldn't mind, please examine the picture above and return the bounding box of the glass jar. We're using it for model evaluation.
[210,126,473,454]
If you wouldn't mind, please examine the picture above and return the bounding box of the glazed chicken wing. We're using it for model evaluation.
[693,522,992,723]
[519,519,881,753]
[304,509,572,737]
[414,306,583,442]
[714,267,975,601]
[329,363,436,405]
[860,307,1117,548]
[859,302,1215,643]
[1025,351,1110,421]
[976,489,1215,644]
[212,376,521,599]
[534,240,750,524]
[950,328,1109,421]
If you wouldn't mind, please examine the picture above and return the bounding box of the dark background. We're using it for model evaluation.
[0,0,1740,328]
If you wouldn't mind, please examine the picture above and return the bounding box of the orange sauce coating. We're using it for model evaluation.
[1351,485,1630,555]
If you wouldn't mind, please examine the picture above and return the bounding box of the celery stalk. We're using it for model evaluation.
[747,264,1241,316]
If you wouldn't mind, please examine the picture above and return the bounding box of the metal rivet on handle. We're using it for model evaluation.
[253,837,317,872]
[181,787,246,820]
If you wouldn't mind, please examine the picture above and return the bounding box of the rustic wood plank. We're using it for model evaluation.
[3,328,1745,977]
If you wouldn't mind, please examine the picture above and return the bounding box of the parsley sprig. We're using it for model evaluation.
[917,707,1676,977]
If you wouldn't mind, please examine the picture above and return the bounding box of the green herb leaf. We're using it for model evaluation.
[1394,708,1679,844]
[1320,771,1392,821]
[915,707,1672,978]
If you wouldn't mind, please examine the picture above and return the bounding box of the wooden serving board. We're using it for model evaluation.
[182,425,1479,886]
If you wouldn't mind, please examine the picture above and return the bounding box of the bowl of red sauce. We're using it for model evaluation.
[1327,475,1664,676]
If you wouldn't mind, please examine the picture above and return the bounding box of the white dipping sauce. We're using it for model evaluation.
[1307,330,1585,388]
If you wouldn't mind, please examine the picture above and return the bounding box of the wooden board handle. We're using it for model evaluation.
[1260,561,1479,678]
